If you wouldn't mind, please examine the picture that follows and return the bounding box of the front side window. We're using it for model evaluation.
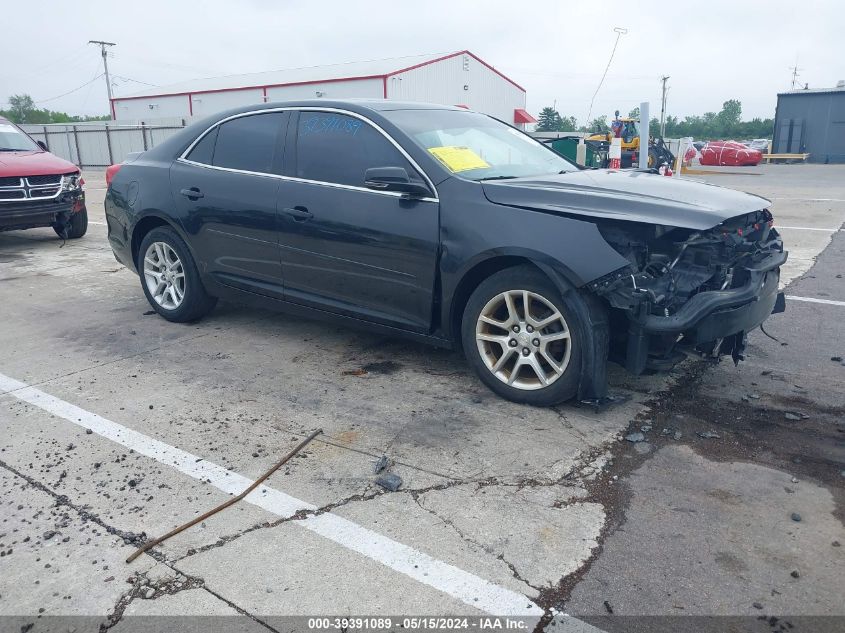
[295,112,418,187]
[383,109,576,180]
[0,121,40,152]
[209,113,284,174]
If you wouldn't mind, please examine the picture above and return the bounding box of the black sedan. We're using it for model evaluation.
[105,100,786,406]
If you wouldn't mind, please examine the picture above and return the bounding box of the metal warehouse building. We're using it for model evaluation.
[111,50,535,127]
[773,83,845,163]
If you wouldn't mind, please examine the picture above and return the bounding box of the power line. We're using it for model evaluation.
[0,44,90,80]
[29,73,105,105]
[112,74,160,88]
[586,26,628,125]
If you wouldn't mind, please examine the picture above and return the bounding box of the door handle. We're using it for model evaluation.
[180,187,204,200]
[282,206,313,221]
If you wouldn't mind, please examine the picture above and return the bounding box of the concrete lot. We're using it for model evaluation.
[0,164,843,631]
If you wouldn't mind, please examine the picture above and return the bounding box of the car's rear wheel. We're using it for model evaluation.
[461,266,584,406]
[53,208,88,239]
[138,227,217,322]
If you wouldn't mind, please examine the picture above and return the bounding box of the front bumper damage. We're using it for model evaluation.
[591,209,787,375]
[0,190,85,233]
[625,250,786,373]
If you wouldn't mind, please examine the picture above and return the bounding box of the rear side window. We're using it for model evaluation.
[186,126,218,165]
[295,112,418,187]
[211,113,285,174]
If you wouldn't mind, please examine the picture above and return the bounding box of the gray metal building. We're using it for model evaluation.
[773,84,845,163]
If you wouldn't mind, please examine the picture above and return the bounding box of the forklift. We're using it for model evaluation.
[585,110,674,169]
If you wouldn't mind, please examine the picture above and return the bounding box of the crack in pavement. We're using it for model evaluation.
[0,457,280,632]
[0,457,151,555]
[170,445,610,568]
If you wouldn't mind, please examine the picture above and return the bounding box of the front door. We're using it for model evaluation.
[171,111,288,297]
[276,111,439,331]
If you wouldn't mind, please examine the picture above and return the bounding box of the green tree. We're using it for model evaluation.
[536,107,563,132]
[559,115,578,132]
[718,99,742,126]
[587,115,609,133]
[628,106,640,119]
[1,94,109,124]
[6,94,36,123]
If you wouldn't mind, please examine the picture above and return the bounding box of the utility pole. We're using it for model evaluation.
[89,40,116,118]
[659,75,670,138]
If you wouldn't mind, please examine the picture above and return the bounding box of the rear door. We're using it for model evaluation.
[171,111,288,298]
[275,110,439,331]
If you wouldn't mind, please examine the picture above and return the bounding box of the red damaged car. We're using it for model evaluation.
[700,141,763,167]
[0,116,87,238]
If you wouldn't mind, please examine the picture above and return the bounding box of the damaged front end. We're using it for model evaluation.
[590,209,787,374]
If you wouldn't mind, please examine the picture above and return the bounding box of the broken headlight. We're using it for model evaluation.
[61,172,83,191]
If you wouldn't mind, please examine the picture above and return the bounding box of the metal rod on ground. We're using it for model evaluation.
[126,428,323,563]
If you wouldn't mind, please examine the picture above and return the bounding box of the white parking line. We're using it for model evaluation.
[89,221,107,225]
[777,225,840,232]
[787,295,845,307]
[771,197,845,202]
[0,371,543,618]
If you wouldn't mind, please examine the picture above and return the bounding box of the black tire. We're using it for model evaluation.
[53,208,88,239]
[461,265,586,406]
[137,226,217,323]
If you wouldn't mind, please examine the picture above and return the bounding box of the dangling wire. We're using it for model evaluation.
[760,323,783,344]
[586,27,628,127]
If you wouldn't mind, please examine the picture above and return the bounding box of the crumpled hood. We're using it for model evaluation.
[481,169,771,231]
[0,150,78,178]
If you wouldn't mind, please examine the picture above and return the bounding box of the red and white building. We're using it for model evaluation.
[111,50,536,128]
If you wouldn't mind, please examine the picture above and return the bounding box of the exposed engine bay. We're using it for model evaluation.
[589,209,786,373]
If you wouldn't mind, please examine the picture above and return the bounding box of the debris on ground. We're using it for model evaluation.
[785,412,802,421]
[375,473,402,492]
[698,431,720,439]
[791,512,802,522]
[373,455,391,474]
[341,368,368,376]
[633,442,652,455]
[625,432,646,443]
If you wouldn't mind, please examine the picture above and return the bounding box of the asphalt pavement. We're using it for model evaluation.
[0,164,842,632]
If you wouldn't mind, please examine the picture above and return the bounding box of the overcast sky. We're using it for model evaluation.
[2,0,843,123]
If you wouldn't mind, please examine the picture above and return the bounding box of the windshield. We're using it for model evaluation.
[383,109,577,180]
[0,122,40,151]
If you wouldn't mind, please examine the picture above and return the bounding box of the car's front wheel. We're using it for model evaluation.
[138,227,217,322]
[461,266,584,406]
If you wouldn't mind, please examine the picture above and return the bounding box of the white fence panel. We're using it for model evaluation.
[76,129,112,166]
[19,122,187,168]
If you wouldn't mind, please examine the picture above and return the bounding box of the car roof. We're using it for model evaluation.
[212,99,463,119]
[143,99,468,162]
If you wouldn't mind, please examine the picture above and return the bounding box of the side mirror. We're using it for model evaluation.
[364,166,430,198]
[36,140,48,152]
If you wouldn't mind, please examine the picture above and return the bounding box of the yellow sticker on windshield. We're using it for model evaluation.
[427,146,490,172]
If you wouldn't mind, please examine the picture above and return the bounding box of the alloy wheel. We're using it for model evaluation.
[143,241,186,310]
[475,289,572,390]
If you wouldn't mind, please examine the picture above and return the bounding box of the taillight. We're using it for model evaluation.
[106,163,122,187]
